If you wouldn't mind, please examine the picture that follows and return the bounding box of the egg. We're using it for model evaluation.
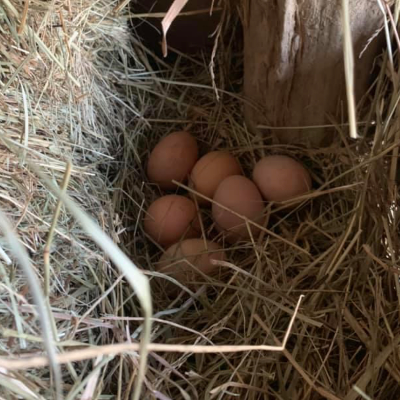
[212,175,264,243]
[190,151,242,205]
[147,131,198,190]
[144,195,200,247]
[156,238,226,284]
[252,155,312,202]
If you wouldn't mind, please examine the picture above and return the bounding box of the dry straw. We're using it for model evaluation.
[1,0,400,399]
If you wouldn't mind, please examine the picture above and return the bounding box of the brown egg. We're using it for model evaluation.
[212,175,264,243]
[190,151,242,206]
[147,131,198,190]
[252,155,312,202]
[144,195,200,247]
[156,239,226,284]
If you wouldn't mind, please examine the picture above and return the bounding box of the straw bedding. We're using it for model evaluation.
[1,0,400,399]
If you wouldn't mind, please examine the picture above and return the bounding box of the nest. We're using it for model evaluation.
[1,0,400,399]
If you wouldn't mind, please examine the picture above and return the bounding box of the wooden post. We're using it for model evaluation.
[243,0,384,146]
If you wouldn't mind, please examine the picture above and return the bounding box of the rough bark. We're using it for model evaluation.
[243,0,384,146]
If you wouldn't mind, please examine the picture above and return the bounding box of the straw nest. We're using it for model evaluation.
[1,0,400,399]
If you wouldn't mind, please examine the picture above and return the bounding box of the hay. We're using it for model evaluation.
[0,0,150,398]
[1,0,400,399]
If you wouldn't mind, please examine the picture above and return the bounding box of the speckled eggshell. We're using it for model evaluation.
[190,151,242,206]
[147,131,198,190]
[144,195,200,247]
[252,155,311,202]
[212,175,264,243]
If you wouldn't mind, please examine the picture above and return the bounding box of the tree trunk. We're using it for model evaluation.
[243,0,384,146]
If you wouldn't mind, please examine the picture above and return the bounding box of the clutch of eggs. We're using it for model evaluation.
[145,131,313,292]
